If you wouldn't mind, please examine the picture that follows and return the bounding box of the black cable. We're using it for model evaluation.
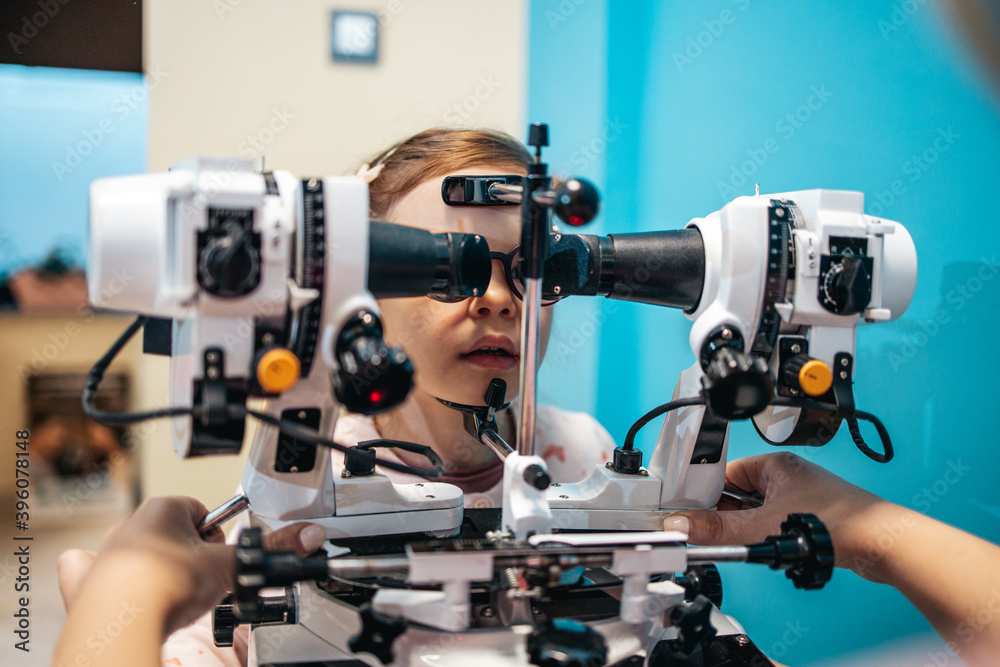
[770,397,894,463]
[82,315,196,425]
[622,396,706,452]
[240,406,443,478]
[848,411,894,463]
[357,438,445,470]
[84,317,444,478]
[623,394,893,464]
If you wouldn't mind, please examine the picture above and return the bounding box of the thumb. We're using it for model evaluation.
[57,549,96,612]
[263,523,327,556]
[664,509,764,546]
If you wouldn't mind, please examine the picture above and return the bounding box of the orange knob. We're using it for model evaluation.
[256,348,301,394]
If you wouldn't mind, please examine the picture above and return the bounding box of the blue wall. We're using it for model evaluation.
[0,65,148,276]
[530,1,1000,664]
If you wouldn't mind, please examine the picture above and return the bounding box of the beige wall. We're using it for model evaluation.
[145,0,527,174]
[139,0,527,504]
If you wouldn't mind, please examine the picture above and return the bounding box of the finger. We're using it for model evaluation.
[202,526,226,544]
[723,455,771,495]
[665,507,776,546]
[165,542,237,636]
[167,495,212,528]
[262,523,327,556]
[56,549,96,612]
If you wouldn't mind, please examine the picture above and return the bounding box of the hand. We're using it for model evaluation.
[56,497,327,628]
[663,452,901,580]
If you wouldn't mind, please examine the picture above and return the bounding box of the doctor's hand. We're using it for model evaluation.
[662,452,901,582]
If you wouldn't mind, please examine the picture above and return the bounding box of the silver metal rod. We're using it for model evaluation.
[685,546,750,563]
[328,556,410,577]
[489,182,524,203]
[487,183,557,208]
[480,429,514,460]
[530,191,556,207]
[323,544,762,579]
[199,494,250,537]
[518,277,543,456]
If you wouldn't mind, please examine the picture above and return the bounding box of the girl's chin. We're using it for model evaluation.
[428,380,519,408]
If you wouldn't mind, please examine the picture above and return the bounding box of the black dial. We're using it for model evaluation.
[198,234,260,296]
[197,209,261,298]
[819,255,872,315]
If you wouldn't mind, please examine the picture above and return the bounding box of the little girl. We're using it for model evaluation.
[158,127,614,665]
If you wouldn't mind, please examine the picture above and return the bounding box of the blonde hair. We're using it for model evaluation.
[361,128,532,220]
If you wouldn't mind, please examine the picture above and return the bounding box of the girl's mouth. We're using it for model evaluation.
[461,347,519,370]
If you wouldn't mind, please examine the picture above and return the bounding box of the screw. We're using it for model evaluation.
[342,470,352,478]
[737,635,750,646]
[415,483,424,487]
[426,495,435,499]
[776,208,785,217]
[839,371,848,379]
[721,328,733,339]
[472,288,480,296]
[262,333,275,345]
[553,286,561,294]
[206,367,220,379]
[206,351,220,363]
[639,469,649,476]
[362,312,374,325]
[298,410,307,419]
[606,462,613,469]
[840,358,849,367]
[554,234,562,242]
[559,495,568,499]
[481,607,494,618]
[532,606,542,615]
[700,458,708,464]
[790,344,802,354]
[308,177,318,189]
[290,466,298,473]
[551,483,561,487]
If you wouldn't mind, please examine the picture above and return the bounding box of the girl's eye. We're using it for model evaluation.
[427,294,469,304]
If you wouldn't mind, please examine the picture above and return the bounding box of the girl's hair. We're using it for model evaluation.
[363,128,532,219]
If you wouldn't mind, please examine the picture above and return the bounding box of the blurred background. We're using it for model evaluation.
[1,1,997,665]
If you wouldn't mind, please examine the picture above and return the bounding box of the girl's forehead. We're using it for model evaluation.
[387,166,524,246]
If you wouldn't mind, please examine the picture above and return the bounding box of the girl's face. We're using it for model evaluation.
[377,165,553,406]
